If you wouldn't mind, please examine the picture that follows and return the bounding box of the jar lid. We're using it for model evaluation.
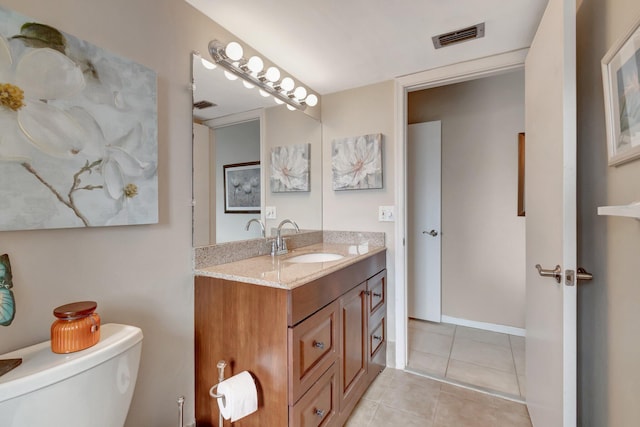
[53,301,97,319]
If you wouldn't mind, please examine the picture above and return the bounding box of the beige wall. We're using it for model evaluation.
[321,81,397,340]
[264,106,322,233]
[0,0,243,425]
[407,71,526,328]
[193,123,213,246]
[577,0,640,425]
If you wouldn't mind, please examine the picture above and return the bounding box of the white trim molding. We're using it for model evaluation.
[441,315,526,337]
[394,48,528,370]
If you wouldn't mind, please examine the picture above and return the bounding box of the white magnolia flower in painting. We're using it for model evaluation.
[88,122,155,201]
[332,135,381,189]
[69,107,155,202]
[0,36,87,160]
[270,144,309,191]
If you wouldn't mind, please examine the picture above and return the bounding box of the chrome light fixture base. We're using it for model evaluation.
[208,40,310,112]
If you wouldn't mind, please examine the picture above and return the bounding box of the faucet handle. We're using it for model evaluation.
[281,238,288,252]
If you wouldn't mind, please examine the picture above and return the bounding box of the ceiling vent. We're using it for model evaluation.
[193,100,216,110]
[432,23,485,49]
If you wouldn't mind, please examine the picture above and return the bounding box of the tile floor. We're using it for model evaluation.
[406,319,526,399]
[345,368,532,427]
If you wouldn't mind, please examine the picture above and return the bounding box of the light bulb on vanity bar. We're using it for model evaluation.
[280,77,295,92]
[225,41,243,61]
[247,56,264,74]
[305,94,318,107]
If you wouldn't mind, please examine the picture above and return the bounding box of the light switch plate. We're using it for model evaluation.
[378,206,395,222]
[265,206,277,219]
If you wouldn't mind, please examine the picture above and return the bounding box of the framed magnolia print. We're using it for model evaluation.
[223,162,260,213]
[331,133,383,190]
[0,5,158,230]
[601,14,640,166]
[270,143,310,192]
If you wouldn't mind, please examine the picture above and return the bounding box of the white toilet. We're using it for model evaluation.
[0,323,143,427]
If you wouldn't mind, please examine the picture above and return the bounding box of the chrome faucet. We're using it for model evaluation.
[274,219,300,255]
[245,218,265,237]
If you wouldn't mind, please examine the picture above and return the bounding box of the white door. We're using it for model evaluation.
[525,0,576,425]
[407,121,441,322]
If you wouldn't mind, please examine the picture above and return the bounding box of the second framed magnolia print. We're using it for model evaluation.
[331,133,383,190]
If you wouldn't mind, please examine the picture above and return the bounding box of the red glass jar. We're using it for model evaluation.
[51,301,101,354]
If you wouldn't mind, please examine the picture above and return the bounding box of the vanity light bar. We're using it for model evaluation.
[208,39,313,112]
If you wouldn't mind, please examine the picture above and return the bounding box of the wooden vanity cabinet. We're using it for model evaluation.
[195,251,386,427]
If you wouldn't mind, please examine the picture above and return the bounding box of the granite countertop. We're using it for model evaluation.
[194,242,386,290]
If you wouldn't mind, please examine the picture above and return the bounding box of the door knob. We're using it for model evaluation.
[423,230,438,237]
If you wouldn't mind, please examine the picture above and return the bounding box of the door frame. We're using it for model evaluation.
[393,48,529,369]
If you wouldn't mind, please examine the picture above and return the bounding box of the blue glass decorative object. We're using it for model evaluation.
[0,254,15,326]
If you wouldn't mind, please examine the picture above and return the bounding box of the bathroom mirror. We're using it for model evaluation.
[192,53,322,247]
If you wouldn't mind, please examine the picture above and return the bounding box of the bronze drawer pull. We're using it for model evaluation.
[313,341,325,349]
[373,335,382,341]
[372,292,382,298]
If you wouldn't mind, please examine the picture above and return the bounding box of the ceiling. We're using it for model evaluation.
[185,0,548,96]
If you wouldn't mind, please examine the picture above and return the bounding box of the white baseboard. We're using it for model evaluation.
[440,315,525,337]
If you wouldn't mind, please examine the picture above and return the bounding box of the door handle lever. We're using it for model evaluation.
[423,230,438,237]
[576,268,593,281]
[535,264,562,283]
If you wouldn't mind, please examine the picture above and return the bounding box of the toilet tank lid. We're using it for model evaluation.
[0,323,143,403]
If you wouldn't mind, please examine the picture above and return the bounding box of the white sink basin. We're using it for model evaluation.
[286,253,345,263]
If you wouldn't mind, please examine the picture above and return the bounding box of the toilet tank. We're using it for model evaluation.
[0,323,143,427]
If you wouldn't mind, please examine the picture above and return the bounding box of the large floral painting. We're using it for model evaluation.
[0,6,157,230]
[270,143,310,192]
[332,133,382,190]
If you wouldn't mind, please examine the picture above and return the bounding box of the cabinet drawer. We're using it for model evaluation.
[289,363,338,427]
[367,312,386,385]
[289,300,339,404]
[367,270,386,318]
[369,315,385,359]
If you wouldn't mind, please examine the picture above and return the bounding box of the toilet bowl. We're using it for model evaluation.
[0,323,143,427]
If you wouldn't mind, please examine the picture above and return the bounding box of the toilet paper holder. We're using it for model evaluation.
[209,360,227,400]
[209,360,227,427]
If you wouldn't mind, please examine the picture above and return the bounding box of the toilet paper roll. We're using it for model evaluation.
[216,371,258,422]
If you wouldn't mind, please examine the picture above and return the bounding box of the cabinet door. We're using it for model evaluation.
[339,282,367,413]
